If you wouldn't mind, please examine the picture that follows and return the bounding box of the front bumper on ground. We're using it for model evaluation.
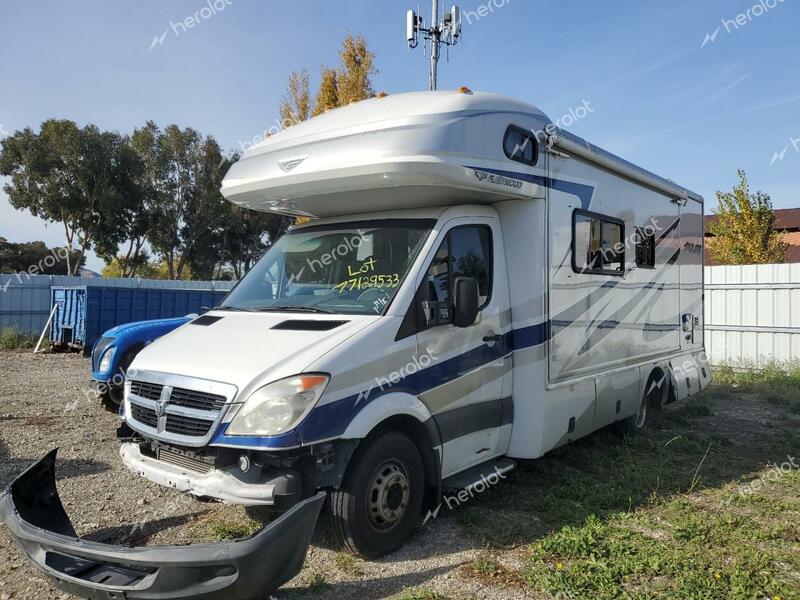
[119,443,299,506]
[0,449,325,600]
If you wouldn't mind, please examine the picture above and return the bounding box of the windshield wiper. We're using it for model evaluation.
[214,305,259,312]
[257,306,337,314]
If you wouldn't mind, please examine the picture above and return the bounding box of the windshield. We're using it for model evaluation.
[219,219,434,315]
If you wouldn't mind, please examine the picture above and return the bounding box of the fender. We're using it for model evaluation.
[340,391,434,441]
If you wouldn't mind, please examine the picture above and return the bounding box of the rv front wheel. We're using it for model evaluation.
[330,431,425,558]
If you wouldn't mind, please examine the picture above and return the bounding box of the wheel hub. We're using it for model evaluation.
[367,460,410,531]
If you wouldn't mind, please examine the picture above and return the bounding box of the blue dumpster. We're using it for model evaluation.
[49,286,228,353]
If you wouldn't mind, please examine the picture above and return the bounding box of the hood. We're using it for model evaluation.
[128,311,376,394]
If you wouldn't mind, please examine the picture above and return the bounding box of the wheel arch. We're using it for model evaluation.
[339,393,442,515]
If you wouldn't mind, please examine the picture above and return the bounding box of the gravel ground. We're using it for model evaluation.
[0,351,542,600]
[6,352,792,600]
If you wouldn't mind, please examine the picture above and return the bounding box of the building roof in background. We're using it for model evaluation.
[705,207,800,234]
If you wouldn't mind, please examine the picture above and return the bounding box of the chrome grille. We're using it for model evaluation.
[126,373,236,447]
[165,414,215,437]
[169,388,226,411]
[131,404,158,428]
[129,380,164,401]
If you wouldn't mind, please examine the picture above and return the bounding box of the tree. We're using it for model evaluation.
[282,34,377,123]
[136,124,229,280]
[707,170,787,265]
[279,70,311,127]
[0,120,141,275]
[0,238,84,275]
[312,67,339,116]
[335,34,376,105]
[218,205,289,279]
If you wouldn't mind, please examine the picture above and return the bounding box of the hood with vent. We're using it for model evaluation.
[128,311,375,394]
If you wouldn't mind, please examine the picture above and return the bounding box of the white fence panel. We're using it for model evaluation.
[704,263,800,366]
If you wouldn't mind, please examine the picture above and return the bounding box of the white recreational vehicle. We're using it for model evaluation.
[2,90,710,599]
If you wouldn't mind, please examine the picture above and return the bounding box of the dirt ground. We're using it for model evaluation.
[0,351,797,600]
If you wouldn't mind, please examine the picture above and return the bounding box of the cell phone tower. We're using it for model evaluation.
[406,0,462,90]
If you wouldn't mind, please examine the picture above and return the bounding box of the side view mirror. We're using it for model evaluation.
[453,277,480,327]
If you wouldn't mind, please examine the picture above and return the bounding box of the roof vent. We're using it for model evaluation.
[272,320,349,331]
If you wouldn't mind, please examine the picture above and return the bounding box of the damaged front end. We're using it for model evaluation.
[0,449,325,600]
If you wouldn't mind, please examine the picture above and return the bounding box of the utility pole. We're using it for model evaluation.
[407,1,462,91]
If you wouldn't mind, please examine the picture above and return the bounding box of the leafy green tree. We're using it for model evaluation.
[136,124,229,280]
[218,205,289,279]
[0,238,84,275]
[0,120,140,275]
[707,170,787,265]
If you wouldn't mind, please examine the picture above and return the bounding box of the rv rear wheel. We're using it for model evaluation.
[616,371,665,436]
[330,431,425,559]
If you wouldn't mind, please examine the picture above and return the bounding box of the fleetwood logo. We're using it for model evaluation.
[278,155,307,172]
[473,169,523,189]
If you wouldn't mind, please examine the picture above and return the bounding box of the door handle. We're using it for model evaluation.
[483,334,502,344]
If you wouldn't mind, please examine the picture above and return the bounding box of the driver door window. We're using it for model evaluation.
[422,225,493,327]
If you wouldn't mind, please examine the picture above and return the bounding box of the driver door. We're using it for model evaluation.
[414,218,513,478]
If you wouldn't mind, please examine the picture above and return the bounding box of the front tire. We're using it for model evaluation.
[330,431,425,559]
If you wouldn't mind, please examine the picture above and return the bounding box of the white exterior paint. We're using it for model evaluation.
[121,90,710,503]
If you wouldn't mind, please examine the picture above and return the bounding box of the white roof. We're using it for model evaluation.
[221,90,701,217]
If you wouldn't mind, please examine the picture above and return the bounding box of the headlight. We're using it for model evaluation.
[227,374,329,437]
[98,347,116,373]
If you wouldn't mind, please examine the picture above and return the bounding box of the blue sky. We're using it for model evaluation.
[1,0,798,271]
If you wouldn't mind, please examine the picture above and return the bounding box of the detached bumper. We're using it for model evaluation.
[0,449,325,600]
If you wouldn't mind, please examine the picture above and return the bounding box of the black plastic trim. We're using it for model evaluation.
[1,450,325,600]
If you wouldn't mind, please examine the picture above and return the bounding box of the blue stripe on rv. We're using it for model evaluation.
[210,322,550,449]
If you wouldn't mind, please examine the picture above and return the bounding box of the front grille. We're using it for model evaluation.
[126,376,234,444]
[165,414,215,437]
[129,381,164,401]
[169,388,226,411]
[157,447,214,475]
[131,404,158,428]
